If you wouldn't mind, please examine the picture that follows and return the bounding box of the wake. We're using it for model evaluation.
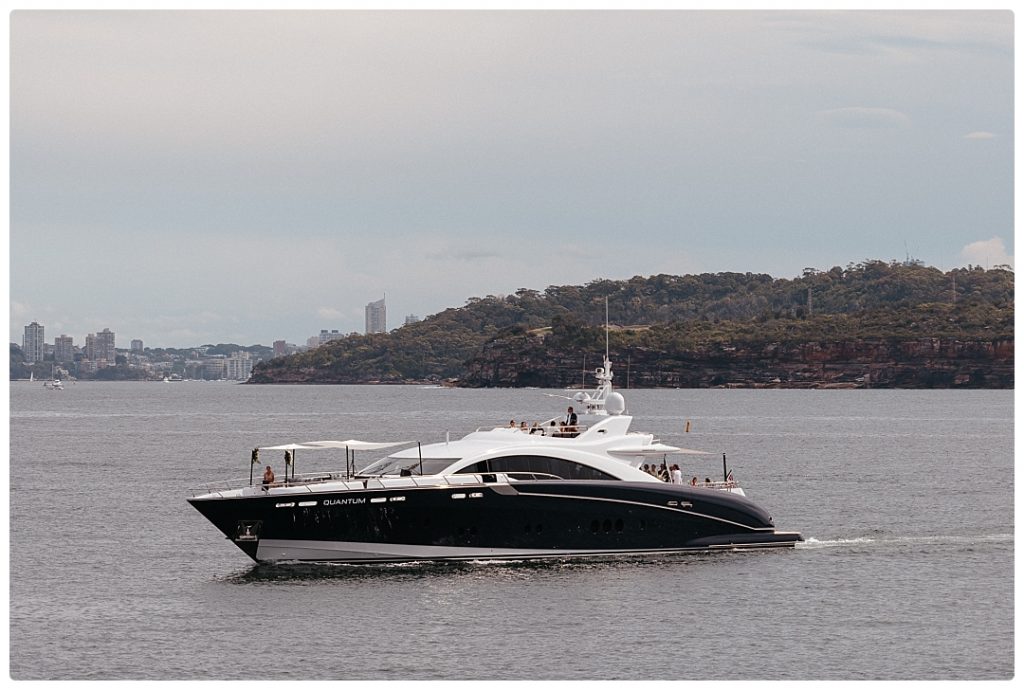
[798,533,1014,549]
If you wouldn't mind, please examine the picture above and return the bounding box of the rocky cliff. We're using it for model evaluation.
[460,337,1014,389]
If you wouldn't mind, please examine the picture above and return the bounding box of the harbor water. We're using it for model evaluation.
[8,382,1014,679]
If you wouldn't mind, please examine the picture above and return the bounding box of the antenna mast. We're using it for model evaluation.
[605,296,610,363]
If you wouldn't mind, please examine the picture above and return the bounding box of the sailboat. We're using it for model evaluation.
[44,364,64,390]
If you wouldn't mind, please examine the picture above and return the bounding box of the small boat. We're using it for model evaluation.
[189,349,801,564]
[43,366,64,390]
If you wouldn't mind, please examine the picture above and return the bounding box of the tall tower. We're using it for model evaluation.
[55,335,75,363]
[365,296,387,334]
[23,322,44,362]
[95,328,116,363]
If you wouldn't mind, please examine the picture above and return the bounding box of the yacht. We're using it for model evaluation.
[188,354,802,564]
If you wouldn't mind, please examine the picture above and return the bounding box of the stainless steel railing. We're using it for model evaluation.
[189,471,563,498]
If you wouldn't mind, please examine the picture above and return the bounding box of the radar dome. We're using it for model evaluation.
[574,391,588,403]
[606,391,626,415]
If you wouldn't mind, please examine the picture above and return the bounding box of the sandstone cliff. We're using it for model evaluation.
[460,337,1014,389]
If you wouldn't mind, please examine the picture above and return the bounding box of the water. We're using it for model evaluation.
[8,382,1013,679]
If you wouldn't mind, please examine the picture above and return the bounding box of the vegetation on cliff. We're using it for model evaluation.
[249,260,1013,386]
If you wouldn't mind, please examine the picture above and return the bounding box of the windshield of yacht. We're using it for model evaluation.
[358,457,460,476]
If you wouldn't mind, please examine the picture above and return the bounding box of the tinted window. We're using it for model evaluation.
[456,455,613,480]
[359,457,460,475]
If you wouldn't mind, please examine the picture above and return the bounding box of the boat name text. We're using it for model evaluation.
[323,498,366,506]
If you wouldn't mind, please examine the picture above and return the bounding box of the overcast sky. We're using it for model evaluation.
[8,10,1014,347]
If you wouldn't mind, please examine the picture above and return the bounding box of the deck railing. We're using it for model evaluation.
[189,471,563,499]
[477,424,588,437]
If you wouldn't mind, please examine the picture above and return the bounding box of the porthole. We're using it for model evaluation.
[603,519,612,534]
[615,518,624,533]
[590,519,600,534]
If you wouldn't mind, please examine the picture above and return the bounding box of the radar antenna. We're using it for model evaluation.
[550,296,625,415]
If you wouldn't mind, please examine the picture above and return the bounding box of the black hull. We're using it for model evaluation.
[189,480,802,564]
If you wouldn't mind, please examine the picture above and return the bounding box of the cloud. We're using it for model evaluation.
[960,236,1013,268]
[964,131,996,139]
[317,307,343,320]
[10,301,32,321]
[435,248,503,262]
[818,107,911,129]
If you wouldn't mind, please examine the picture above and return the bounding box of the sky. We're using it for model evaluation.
[7,8,1015,348]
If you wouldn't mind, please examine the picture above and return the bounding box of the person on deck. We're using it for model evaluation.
[565,406,578,430]
[262,465,275,486]
[670,464,683,484]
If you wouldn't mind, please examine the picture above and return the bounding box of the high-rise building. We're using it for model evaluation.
[202,356,226,380]
[54,335,75,363]
[365,296,386,334]
[131,339,144,353]
[23,322,44,362]
[95,328,116,363]
[404,314,421,326]
[84,333,97,360]
[225,351,254,380]
[273,340,287,357]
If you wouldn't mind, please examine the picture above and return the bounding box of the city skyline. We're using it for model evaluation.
[9,10,1014,347]
[15,318,351,351]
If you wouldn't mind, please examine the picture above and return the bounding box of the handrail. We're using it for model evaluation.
[189,470,564,498]
[686,480,740,490]
[475,425,589,437]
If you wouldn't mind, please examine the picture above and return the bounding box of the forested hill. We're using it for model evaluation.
[249,260,1014,388]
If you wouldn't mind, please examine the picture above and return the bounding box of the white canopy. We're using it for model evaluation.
[258,443,319,451]
[302,440,411,451]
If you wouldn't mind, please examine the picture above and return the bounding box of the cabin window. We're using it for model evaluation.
[456,456,614,480]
